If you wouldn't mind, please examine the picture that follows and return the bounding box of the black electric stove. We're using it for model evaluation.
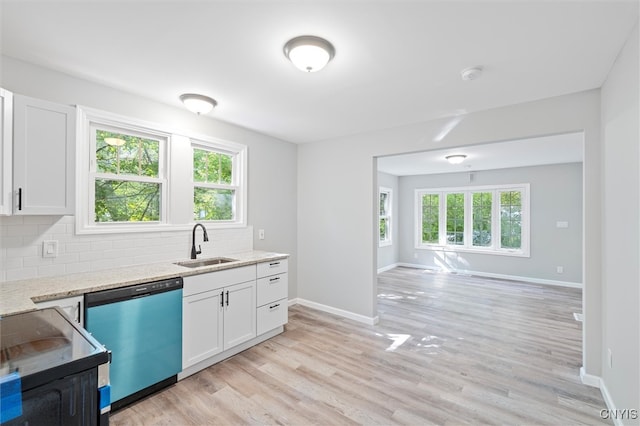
[1,307,110,425]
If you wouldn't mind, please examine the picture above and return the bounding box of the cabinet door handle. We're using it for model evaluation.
[269,303,280,310]
[220,291,224,307]
[225,290,229,306]
[18,188,22,211]
[269,277,280,283]
[76,301,81,323]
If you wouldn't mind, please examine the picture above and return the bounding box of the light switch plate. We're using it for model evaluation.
[43,240,58,258]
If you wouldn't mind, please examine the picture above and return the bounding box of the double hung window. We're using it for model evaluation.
[192,142,245,224]
[416,184,529,256]
[379,187,392,246]
[90,124,167,225]
[77,107,247,234]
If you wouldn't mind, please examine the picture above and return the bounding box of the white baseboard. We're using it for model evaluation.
[580,367,626,426]
[377,263,399,274]
[580,366,601,388]
[599,380,623,426]
[395,262,583,289]
[291,298,379,325]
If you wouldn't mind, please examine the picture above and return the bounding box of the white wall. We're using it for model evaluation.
[396,163,583,285]
[298,89,602,372]
[376,171,399,270]
[600,21,639,419]
[0,56,299,298]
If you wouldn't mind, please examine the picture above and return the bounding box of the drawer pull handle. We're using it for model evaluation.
[269,277,280,283]
[269,303,280,310]
[269,262,280,267]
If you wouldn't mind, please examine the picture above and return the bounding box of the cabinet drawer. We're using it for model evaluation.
[183,265,256,297]
[257,258,288,278]
[257,298,288,335]
[257,273,288,307]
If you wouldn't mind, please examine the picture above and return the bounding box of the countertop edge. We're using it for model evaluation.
[1,251,289,316]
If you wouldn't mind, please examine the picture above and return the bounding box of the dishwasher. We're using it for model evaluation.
[85,277,183,411]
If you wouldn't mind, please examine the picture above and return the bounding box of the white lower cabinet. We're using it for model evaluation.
[181,258,288,376]
[182,266,256,369]
[223,280,257,349]
[182,288,224,367]
[35,295,84,325]
[256,259,289,335]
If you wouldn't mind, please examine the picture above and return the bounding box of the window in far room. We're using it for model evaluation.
[415,184,529,257]
[379,187,392,247]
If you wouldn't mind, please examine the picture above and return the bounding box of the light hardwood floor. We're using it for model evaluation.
[110,267,609,425]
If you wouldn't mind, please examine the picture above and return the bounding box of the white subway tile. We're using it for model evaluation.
[23,216,56,225]
[0,216,24,225]
[24,256,51,267]
[6,267,37,281]
[7,225,39,237]
[37,264,66,278]
[65,242,92,253]
[65,262,92,274]
[6,245,38,258]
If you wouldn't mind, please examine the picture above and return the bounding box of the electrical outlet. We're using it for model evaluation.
[43,240,58,258]
[556,266,564,274]
[608,348,613,368]
[258,229,265,240]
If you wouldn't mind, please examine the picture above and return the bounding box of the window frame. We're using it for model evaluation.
[190,137,247,228]
[76,106,247,234]
[378,186,392,247]
[90,122,168,226]
[415,184,530,257]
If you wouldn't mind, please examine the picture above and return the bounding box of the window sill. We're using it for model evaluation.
[75,221,248,235]
[415,244,530,258]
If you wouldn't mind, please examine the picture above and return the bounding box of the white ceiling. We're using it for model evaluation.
[1,1,637,147]
[377,132,584,176]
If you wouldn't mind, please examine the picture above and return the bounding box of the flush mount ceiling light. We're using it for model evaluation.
[461,66,483,81]
[179,93,217,115]
[284,35,335,73]
[104,137,125,147]
[446,154,467,164]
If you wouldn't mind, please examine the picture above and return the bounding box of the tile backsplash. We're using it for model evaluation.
[0,215,253,282]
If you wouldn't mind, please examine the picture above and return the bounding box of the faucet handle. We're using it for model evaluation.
[196,245,202,255]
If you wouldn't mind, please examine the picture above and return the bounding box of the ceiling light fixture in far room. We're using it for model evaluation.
[104,137,125,147]
[446,154,467,164]
[283,35,335,73]
[460,66,483,81]
[179,93,218,115]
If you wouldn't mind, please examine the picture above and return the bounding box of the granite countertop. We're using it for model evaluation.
[0,250,289,316]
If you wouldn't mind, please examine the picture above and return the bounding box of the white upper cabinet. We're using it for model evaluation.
[0,89,13,215]
[13,94,75,215]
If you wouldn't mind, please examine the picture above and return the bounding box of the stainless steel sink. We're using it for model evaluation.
[174,257,238,268]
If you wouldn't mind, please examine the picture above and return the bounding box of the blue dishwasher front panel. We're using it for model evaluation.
[85,287,182,405]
